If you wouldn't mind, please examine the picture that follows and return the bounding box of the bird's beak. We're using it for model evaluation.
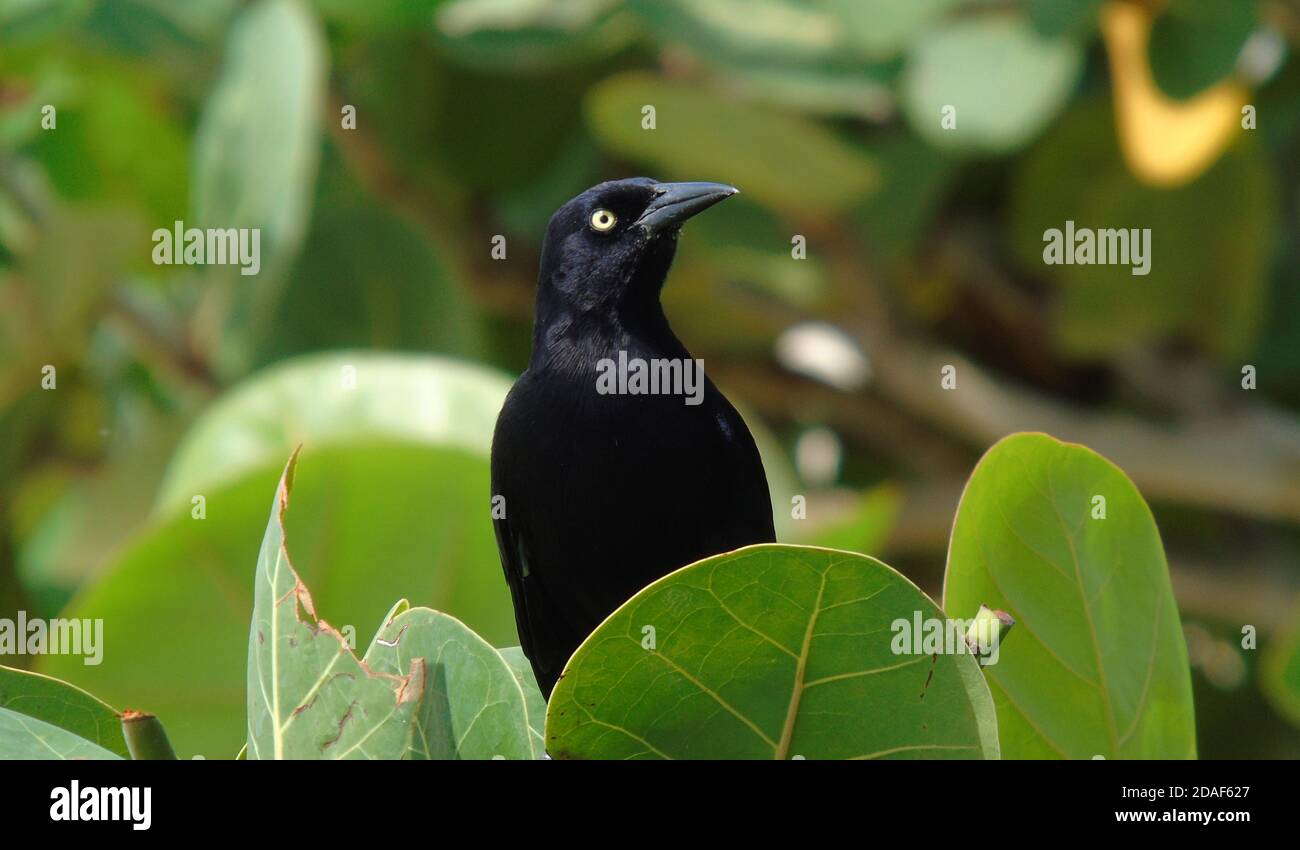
[634,181,739,235]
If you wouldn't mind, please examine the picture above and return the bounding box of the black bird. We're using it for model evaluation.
[491,178,776,697]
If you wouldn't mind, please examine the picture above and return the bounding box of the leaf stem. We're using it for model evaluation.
[121,710,178,760]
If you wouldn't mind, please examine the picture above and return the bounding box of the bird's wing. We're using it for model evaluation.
[492,494,591,697]
[710,390,778,543]
[491,507,535,659]
[491,385,585,697]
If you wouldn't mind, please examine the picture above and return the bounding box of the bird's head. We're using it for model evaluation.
[537,177,738,318]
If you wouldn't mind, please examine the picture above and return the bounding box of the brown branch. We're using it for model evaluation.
[869,339,1300,524]
[814,224,1300,525]
[806,477,1299,632]
[107,293,221,394]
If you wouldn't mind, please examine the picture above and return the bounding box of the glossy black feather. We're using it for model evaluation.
[491,178,776,697]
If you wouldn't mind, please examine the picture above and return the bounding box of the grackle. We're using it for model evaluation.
[491,178,776,698]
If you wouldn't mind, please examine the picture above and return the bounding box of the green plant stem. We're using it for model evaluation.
[121,711,178,760]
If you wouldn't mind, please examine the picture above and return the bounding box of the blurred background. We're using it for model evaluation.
[1,0,1298,758]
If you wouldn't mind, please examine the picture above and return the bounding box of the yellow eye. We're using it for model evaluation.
[590,209,617,232]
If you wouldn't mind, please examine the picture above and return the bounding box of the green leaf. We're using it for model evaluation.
[42,353,518,757]
[80,0,237,55]
[493,130,604,238]
[855,131,959,260]
[546,543,999,760]
[1262,595,1300,728]
[0,705,121,759]
[192,0,323,271]
[1008,98,1276,359]
[1148,0,1256,100]
[835,0,961,60]
[310,0,439,32]
[943,433,1196,759]
[157,352,508,512]
[0,665,128,757]
[427,65,591,192]
[499,646,546,755]
[0,62,69,152]
[708,61,896,121]
[585,71,878,217]
[0,0,91,42]
[24,65,190,223]
[673,194,829,309]
[1027,0,1102,39]
[256,201,485,366]
[363,606,535,759]
[627,0,839,66]
[625,0,899,120]
[18,413,181,608]
[191,0,326,371]
[247,452,424,760]
[901,13,1083,154]
[433,0,636,70]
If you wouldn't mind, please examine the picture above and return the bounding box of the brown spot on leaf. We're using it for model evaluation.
[919,653,937,699]
[374,624,410,648]
[320,701,357,751]
[291,693,320,717]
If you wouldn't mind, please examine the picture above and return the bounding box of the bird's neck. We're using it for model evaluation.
[530,298,689,375]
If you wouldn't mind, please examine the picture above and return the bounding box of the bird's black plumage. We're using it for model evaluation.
[491,177,776,697]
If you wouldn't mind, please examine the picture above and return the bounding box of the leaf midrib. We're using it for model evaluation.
[774,568,828,760]
[1013,451,1126,754]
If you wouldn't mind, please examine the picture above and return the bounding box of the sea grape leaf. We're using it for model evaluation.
[0,665,128,757]
[585,72,878,217]
[943,432,1195,759]
[364,606,535,760]
[246,451,424,760]
[901,13,1083,154]
[0,705,121,760]
[547,543,998,760]
[499,645,547,756]
[43,354,517,757]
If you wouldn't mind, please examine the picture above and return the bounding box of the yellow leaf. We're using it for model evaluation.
[1101,1,1247,188]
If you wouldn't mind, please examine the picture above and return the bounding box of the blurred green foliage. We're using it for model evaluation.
[945,433,1195,759]
[1,0,1298,757]
[1009,97,1276,358]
